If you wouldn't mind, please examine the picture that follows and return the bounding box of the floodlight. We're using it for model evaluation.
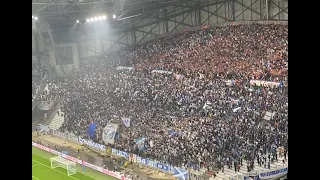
[90,18,94,21]
[94,17,98,21]
[34,17,38,20]
[76,20,79,23]
[102,15,106,20]
[113,14,116,19]
[32,16,34,18]
[87,19,90,22]
[98,16,102,20]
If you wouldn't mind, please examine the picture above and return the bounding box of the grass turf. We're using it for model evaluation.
[32,146,118,180]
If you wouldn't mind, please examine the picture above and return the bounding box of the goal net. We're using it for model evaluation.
[50,156,77,176]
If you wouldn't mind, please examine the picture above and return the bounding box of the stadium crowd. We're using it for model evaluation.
[32,59,48,99]
[36,23,288,172]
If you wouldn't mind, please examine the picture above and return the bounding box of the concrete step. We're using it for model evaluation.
[48,111,65,130]
[215,172,230,180]
[223,168,241,177]
[211,175,228,180]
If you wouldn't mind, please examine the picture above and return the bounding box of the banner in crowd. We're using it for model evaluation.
[151,70,172,74]
[135,156,171,172]
[134,137,146,151]
[121,117,131,127]
[225,80,234,86]
[259,167,288,179]
[250,80,280,88]
[111,148,129,159]
[243,176,259,180]
[173,167,189,180]
[102,123,118,145]
[159,55,169,59]
[116,66,134,71]
[78,137,106,150]
[51,130,106,151]
[263,111,276,121]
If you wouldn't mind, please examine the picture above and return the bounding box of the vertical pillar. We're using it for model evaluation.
[231,0,235,21]
[100,39,104,56]
[198,0,201,26]
[95,32,101,56]
[266,0,269,20]
[72,44,80,71]
[47,25,56,47]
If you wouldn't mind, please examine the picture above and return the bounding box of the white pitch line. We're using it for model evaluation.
[32,159,79,180]
[32,176,40,180]
[32,164,40,168]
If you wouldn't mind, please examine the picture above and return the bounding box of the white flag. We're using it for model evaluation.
[121,117,131,127]
[43,84,49,92]
[263,111,276,121]
[233,107,241,112]
[37,124,50,134]
[102,123,118,145]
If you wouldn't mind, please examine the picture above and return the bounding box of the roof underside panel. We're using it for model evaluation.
[33,0,287,57]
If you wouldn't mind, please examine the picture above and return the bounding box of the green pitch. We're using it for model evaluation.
[32,146,118,180]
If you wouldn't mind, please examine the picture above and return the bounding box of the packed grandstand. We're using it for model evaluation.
[32,22,288,179]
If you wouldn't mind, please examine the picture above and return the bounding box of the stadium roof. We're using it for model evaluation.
[32,0,228,33]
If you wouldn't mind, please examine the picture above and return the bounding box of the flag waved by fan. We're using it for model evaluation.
[87,121,96,139]
[121,117,131,127]
[134,137,146,152]
[173,167,189,180]
[102,123,118,145]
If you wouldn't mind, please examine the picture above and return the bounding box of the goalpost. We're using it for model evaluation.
[50,156,77,176]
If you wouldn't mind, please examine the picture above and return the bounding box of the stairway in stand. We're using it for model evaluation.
[48,110,65,130]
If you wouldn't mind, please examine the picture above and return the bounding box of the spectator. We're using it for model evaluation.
[32,59,47,99]
[37,23,288,171]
